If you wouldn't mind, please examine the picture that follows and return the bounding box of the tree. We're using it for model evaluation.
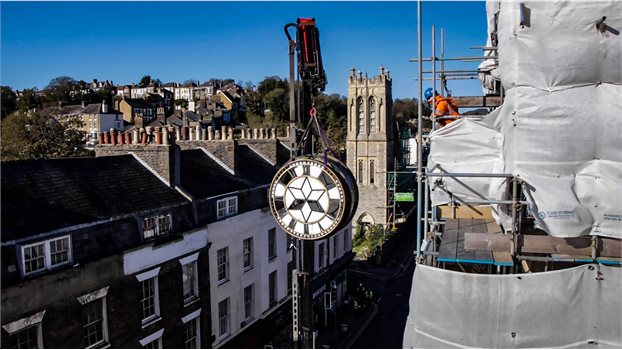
[263,88,289,121]
[1,111,93,161]
[175,99,188,109]
[16,88,43,112]
[257,76,288,97]
[45,76,78,104]
[1,86,17,119]
[139,75,152,86]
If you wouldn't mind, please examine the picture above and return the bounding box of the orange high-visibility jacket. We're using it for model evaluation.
[433,95,460,126]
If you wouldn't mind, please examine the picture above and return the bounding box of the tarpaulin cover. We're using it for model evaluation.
[402,264,622,348]
[428,0,622,239]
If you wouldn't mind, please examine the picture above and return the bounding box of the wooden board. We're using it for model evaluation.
[464,232,511,251]
[522,236,592,256]
[438,219,494,265]
[493,251,514,266]
[600,237,622,258]
[439,205,494,219]
[453,95,502,108]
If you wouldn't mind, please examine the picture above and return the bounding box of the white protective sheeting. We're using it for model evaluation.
[427,0,622,239]
[403,264,622,348]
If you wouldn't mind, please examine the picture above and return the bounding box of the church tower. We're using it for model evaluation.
[346,66,394,227]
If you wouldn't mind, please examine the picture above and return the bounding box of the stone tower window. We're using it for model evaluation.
[369,160,375,184]
[357,97,365,133]
[369,97,376,133]
[358,160,364,184]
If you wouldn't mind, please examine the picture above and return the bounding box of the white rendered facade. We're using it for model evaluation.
[208,207,351,348]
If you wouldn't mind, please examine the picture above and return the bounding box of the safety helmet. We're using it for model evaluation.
[424,88,436,100]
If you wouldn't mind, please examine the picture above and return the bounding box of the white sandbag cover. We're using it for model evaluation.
[427,0,622,239]
[403,264,622,348]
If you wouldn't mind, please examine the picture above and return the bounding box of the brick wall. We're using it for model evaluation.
[1,248,212,349]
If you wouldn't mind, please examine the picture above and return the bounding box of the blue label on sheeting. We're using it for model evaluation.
[604,214,622,222]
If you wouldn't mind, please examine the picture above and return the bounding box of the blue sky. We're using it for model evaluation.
[1,1,488,99]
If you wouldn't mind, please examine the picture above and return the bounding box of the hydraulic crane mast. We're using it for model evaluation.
[284,18,327,349]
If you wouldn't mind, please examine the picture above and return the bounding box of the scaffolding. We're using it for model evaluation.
[409,3,621,273]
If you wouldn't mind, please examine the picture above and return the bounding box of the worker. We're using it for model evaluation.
[424,88,460,127]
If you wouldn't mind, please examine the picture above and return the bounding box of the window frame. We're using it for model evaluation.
[21,235,72,276]
[181,257,199,304]
[268,228,277,261]
[182,313,200,349]
[139,328,164,349]
[3,309,46,350]
[76,286,110,349]
[357,96,365,133]
[357,160,364,184]
[243,238,253,272]
[369,159,375,184]
[369,97,377,132]
[318,242,325,269]
[143,213,172,240]
[268,271,277,307]
[216,196,238,219]
[218,298,230,339]
[82,297,108,348]
[216,247,229,285]
[243,284,254,321]
[136,267,161,326]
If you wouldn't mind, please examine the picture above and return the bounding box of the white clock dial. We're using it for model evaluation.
[269,158,347,240]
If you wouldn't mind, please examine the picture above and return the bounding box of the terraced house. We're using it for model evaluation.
[1,125,353,348]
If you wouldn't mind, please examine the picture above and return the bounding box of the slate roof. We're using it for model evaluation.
[184,111,198,122]
[1,156,188,242]
[167,115,183,127]
[180,149,252,198]
[123,98,154,109]
[236,145,278,184]
[146,120,166,128]
[40,104,84,118]
[81,103,122,115]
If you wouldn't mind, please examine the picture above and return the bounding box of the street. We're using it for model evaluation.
[348,214,418,349]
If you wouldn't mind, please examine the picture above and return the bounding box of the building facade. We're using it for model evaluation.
[346,66,395,227]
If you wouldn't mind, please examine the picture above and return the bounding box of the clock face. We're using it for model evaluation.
[269,158,346,240]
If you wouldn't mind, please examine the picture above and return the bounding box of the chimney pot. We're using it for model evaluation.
[155,127,162,145]
[103,132,110,145]
[271,128,277,139]
[221,126,227,141]
[110,129,117,145]
[181,126,187,141]
[208,126,214,140]
[227,127,233,140]
[215,130,221,140]
[175,126,181,141]
[196,125,201,140]
[253,128,258,139]
[140,128,148,144]
[124,132,131,144]
[117,131,124,145]
[98,132,104,145]
[162,127,169,145]
[132,129,139,144]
